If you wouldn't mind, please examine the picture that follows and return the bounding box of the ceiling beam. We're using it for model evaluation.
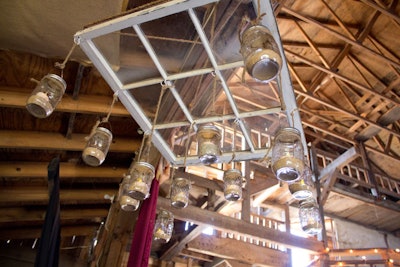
[0,207,108,225]
[0,161,127,181]
[0,225,99,239]
[281,6,400,69]
[0,87,130,116]
[157,197,324,252]
[0,188,116,206]
[286,50,400,109]
[0,130,140,152]
[186,234,290,266]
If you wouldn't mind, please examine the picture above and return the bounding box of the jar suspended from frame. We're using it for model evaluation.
[271,127,305,182]
[26,74,67,118]
[197,124,221,164]
[170,177,191,209]
[128,161,155,201]
[154,209,174,243]
[118,175,140,212]
[240,25,282,83]
[289,165,314,200]
[223,168,243,201]
[82,126,113,167]
[299,197,322,236]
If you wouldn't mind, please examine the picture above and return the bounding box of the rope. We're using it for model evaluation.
[85,91,119,141]
[54,43,77,78]
[137,82,168,162]
[183,122,195,167]
[228,120,238,166]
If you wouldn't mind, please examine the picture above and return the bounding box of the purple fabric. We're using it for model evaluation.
[127,178,159,267]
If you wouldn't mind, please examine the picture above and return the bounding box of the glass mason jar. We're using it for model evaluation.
[82,126,113,167]
[154,209,174,243]
[240,25,282,83]
[299,197,322,236]
[170,177,191,209]
[223,168,243,201]
[271,127,305,182]
[26,74,67,118]
[128,161,155,200]
[288,165,314,200]
[118,175,140,212]
[197,124,221,164]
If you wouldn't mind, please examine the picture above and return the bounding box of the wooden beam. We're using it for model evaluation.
[187,234,289,266]
[0,207,108,224]
[0,225,99,239]
[0,161,127,181]
[281,7,400,69]
[0,130,140,152]
[318,146,359,182]
[332,184,400,212]
[157,197,324,252]
[0,87,130,116]
[357,141,380,197]
[0,188,117,206]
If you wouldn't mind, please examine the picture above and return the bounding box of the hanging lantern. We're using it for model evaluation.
[154,209,174,243]
[82,126,113,167]
[170,177,191,209]
[128,161,155,200]
[223,168,243,201]
[299,197,322,236]
[240,25,282,83]
[26,74,67,118]
[271,127,305,182]
[288,165,314,200]
[197,124,221,164]
[118,175,140,212]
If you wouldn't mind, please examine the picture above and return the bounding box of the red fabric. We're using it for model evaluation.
[127,178,159,267]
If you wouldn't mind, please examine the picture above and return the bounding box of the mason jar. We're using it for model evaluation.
[271,127,305,182]
[26,74,67,118]
[288,165,314,200]
[118,175,140,212]
[154,209,174,243]
[299,197,322,235]
[197,124,221,164]
[240,25,282,83]
[128,161,155,200]
[223,168,243,201]
[170,177,191,209]
[82,126,113,167]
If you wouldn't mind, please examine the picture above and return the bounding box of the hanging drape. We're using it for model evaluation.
[34,157,61,267]
[127,178,160,267]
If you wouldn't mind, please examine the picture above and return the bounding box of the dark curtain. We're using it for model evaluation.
[127,178,159,267]
[34,157,61,267]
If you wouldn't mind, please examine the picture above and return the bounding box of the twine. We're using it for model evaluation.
[54,43,77,78]
[85,91,119,141]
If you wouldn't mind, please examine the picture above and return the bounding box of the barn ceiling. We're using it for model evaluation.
[0,0,399,266]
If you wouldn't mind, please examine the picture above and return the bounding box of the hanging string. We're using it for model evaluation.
[136,82,168,162]
[252,0,266,26]
[209,72,218,116]
[85,91,119,141]
[290,108,298,128]
[183,122,195,167]
[228,120,238,166]
[151,81,168,132]
[54,43,78,78]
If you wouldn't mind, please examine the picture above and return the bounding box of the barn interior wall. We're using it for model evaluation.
[335,219,400,249]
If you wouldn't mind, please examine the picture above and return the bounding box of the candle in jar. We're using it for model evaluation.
[128,179,149,200]
[224,184,242,201]
[171,191,188,208]
[119,195,139,211]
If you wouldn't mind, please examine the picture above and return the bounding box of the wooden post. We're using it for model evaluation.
[241,161,251,223]
[310,145,328,248]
